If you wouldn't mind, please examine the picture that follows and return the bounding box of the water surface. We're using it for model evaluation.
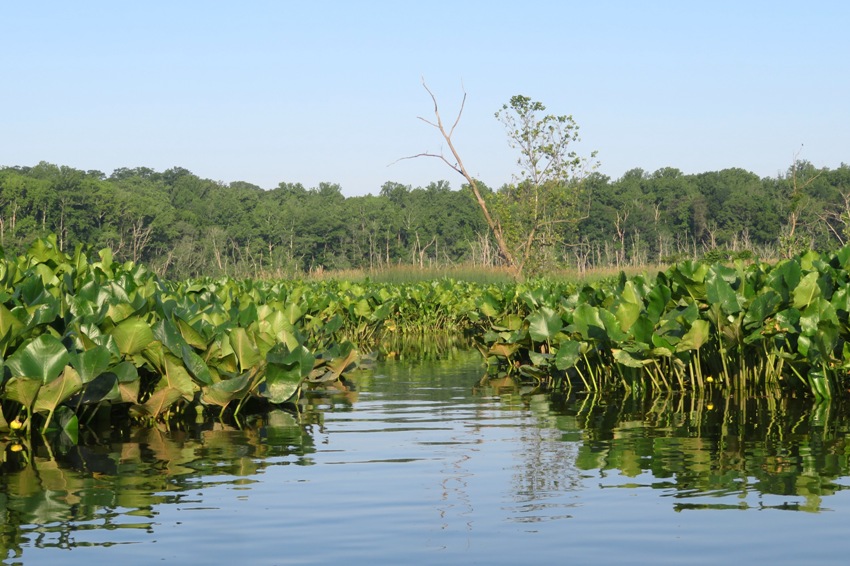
[3,352,850,564]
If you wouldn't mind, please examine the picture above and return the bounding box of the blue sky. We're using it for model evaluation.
[1,1,848,195]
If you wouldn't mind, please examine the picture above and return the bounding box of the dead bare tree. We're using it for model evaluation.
[395,79,519,277]
[817,188,850,246]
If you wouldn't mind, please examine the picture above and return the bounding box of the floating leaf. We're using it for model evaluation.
[309,349,358,384]
[488,342,520,359]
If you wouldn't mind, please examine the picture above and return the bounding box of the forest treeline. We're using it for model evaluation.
[0,160,847,278]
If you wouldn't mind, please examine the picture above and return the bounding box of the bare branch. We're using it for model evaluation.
[417,116,439,129]
[396,79,519,277]
[449,90,467,138]
[389,151,463,176]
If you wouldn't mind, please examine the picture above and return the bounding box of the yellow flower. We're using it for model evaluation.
[9,419,23,431]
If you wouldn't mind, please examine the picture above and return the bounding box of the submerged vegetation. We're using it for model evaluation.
[2,234,850,445]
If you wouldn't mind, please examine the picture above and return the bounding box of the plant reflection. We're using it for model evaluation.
[4,356,850,561]
[0,405,322,561]
[545,390,850,512]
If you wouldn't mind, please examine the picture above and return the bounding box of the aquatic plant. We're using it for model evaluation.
[477,247,850,399]
[3,235,850,442]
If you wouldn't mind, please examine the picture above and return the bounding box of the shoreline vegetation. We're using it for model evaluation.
[0,161,848,280]
[1,235,849,446]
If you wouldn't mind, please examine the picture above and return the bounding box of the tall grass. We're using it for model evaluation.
[303,264,516,285]
[298,262,675,286]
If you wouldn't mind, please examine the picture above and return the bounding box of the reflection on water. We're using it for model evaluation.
[555,392,850,512]
[0,410,318,561]
[3,351,850,564]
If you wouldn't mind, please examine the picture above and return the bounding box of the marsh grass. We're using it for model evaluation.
[300,262,674,285]
[302,264,514,284]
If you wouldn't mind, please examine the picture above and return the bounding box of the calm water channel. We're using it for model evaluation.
[3,351,850,565]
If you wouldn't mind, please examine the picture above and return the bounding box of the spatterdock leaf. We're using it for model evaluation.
[68,345,112,384]
[554,339,582,371]
[612,348,649,368]
[182,345,213,386]
[163,354,198,398]
[706,267,741,315]
[5,334,70,383]
[153,319,190,357]
[136,387,184,418]
[111,316,155,356]
[229,327,261,372]
[263,362,303,404]
[527,307,563,343]
[263,344,314,404]
[677,319,711,352]
[34,366,83,414]
[793,272,821,310]
[201,372,253,408]
[3,376,42,409]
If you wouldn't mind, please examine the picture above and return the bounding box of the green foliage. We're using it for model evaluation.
[2,161,850,275]
[492,95,597,275]
[5,230,850,439]
[0,237,538,435]
[476,245,850,399]
[0,238,385,435]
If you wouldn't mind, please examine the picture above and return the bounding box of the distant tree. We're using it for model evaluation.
[401,82,597,277]
[777,153,824,257]
[492,95,598,274]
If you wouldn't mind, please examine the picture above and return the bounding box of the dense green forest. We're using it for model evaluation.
[0,160,847,278]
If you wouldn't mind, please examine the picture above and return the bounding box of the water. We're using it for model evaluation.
[3,352,850,564]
